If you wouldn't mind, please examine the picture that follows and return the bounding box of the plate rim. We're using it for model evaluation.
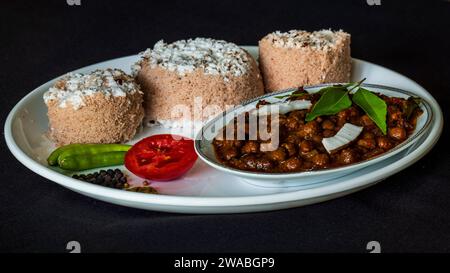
[3,47,444,208]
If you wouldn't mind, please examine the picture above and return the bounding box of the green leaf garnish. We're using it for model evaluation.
[317,78,365,94]
[304,79,366,122]
[274,79,366,100]
[352,87,387,134]
[274,88,306,100]
[305,86,352,122]
[274,93,306,99]
[346,78,367,92]
[315,85,348,96]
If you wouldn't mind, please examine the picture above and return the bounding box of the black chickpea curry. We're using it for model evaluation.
[212,82,423,173]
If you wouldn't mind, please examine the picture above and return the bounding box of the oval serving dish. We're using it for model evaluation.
[195,83,433,187]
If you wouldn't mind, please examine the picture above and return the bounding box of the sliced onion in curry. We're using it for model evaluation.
[252,100,312,116]
[322,123,363,154]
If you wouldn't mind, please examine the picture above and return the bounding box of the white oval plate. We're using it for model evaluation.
[195,83,433,187]
[4,46,443,213]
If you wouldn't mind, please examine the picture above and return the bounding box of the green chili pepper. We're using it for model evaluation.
[47,144,83,166]
[58,151,127,171]
[47,144,131,166]
[56,144,131,166]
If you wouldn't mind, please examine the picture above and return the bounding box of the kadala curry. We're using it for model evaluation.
[212,83,423,173]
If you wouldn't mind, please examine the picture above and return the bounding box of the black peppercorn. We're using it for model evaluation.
[72,169,128,189]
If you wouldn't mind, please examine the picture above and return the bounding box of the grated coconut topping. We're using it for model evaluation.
[266,29,349,50]
[44,69,140,110]
[132,38,251,80]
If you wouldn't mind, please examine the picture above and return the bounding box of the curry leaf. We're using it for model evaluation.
[315,85,346,95]
[352,88,387,134]
[274,88,306,100]
[274,93,305,99]
[305,87,352,121]
[315,80,364,95]
[346,78,366,92]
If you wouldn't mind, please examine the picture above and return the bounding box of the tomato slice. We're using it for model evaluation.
[125,134,198,181]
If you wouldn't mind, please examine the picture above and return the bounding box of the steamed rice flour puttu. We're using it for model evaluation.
[133,38,264,127]
[259,29,352,91]
[44,69,144,146]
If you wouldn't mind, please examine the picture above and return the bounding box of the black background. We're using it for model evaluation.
[1,0,449,253]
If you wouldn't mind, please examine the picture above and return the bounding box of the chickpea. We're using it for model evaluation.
[301,149,319,161]
[357,138,376,149]
[288,111,303,120]
[232,140,244,148]
[323,129,335,138]
[312,153,329,168]
[316,144,327,153]
[259,140,278,152]
[230,158,247,170]
[277,115,287,127]
[311,135,323,144]
[348,107,359,117]
[337,110,348,120]
[297,121,319,138]
[222,140,239,148]
[389,127,407,141]
[389,111,403,122]
[223,147,239,160]
[299,140,313,153]
[286,117,300,131]
[362,132,375,139]
[377,136,393,150]
[337,110,348,126]
[388,106,402,121]
[339,148,359,165]
[241,141,259,154]
[321,119,335,130]
[255,158,273,171]
[281,142,297,157]
[302,161,313,170]
[241,154,273,170]
[360,115,374,126]
[285,134,301,144]
[242,155,258,170]
[212,139,224,148]
[280,157,302,172]
[266,148,286,162]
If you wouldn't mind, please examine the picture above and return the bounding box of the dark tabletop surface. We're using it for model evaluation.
[0,0,449,253]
